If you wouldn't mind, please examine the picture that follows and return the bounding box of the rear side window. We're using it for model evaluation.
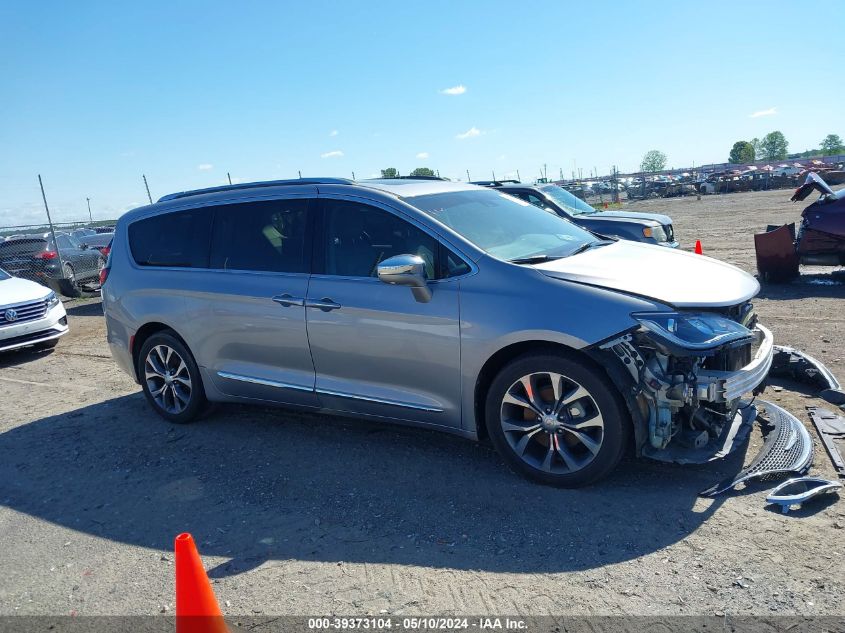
[209,199,310,273]
[129,209,212,268]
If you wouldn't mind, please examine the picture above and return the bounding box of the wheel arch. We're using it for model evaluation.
[474,339,626,441]
[131,322,191,381]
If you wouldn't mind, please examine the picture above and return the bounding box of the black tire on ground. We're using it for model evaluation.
[137,331,207,424]
[485,352,629,488]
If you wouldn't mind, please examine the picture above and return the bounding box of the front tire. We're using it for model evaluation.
[138,332,207,424]
[485,352,629,487]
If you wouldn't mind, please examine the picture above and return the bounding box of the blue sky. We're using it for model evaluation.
[2,0,843,225]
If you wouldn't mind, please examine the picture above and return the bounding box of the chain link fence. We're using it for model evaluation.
[1,220,116,298]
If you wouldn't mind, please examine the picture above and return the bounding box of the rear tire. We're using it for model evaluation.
[137,332,207,424]
[485,352,629,487]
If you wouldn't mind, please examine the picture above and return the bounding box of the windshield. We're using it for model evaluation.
[407,189,596,262]
[0,268,9,281]
[540,185,597,216]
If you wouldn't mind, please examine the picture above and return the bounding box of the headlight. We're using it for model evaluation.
[642,225,667,241]
[46,291,60,308]
[632,311,754,351]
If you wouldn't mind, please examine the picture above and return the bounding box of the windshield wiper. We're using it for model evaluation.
[508,254,564,265]
[568,240,614,256]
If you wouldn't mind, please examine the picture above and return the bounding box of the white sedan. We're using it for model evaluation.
[0,268,68,353]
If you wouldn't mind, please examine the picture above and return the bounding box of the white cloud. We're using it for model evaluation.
[321,150,344,158]
[416,152,429,159]
[750,107,777,118]
[329,129,339,136]
[440,84,467,96]
[197,163,214,170]
[456,126,482,140]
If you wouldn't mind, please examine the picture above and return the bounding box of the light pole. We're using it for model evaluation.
[86,197,92,223]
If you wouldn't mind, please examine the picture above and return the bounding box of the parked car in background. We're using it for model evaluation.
[0,232,105,293]
[104,178,770,487]
[486,182,679,247]
[72,228,97,239]
[0,267,68,352]
[95,225,115,234]
[78,232,114,257]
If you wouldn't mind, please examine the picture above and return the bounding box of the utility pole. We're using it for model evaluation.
[352,171,356,180]
[227,172,233,185]
[142,174,153,204]
[38,175,66,275]
[298,170,302,179]
[543,163,548,181]
[492,169,496,181]
[466,169,471,182]
[86,197,92,223]
[516,169,521,182]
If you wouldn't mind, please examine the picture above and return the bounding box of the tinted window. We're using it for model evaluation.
[56,235,73,249]
[209,199,310,273]
[0,239,47,256]
[129,209,212,268]
[322,200,442,279]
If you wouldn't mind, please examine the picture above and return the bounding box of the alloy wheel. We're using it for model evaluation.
[144,344,193,415]
[499,371,605,474]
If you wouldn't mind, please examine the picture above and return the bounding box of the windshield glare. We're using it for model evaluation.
[0,268,9,281]
[540,185,597,216]
[408,189,595,261]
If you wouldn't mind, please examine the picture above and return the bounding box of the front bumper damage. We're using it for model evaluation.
[695,324,774,404]
[598,317,774,464]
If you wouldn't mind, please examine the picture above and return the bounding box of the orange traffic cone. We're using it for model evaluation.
[603,202,608,209]
[175,533,228,633]
[694,240,703,255]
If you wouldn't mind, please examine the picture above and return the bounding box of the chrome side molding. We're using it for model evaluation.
[217,371,313,392]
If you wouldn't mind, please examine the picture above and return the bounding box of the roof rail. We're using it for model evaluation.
[157,178,355,203]
[382,175,449,181]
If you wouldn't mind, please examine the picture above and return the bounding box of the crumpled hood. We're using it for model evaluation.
[534,241,759,308]
[589,210,673,225]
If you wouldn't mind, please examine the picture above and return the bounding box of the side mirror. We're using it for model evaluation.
[377,254,432,303]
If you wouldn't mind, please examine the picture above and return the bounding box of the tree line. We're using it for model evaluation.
[728,132,843,164]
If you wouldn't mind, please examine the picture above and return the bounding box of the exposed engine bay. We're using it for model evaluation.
[593,302,773,463]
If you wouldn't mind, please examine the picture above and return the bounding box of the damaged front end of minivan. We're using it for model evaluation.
[590,303,773,463]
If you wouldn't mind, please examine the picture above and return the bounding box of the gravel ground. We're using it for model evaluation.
[0,188,843,617]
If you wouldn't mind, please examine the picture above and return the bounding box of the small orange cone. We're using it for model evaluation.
[175,533,228,633]
[694,240,703,255]
[603,202,608,209]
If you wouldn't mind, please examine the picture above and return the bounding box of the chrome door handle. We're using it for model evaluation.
[305,298,341,311]
[272,294,305,307]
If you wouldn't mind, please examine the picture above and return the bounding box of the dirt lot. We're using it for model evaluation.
[1,188,843,618]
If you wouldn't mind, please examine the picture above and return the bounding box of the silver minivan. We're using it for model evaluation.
[103,178,773,486]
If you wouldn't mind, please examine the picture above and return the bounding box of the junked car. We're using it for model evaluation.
[755,172,845,280]
[103,178,771,487]
[487,182,678,247]
[0,232,105,295]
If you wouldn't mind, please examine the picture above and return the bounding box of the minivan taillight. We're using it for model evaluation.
[35,251,58,260]
[99,265,110,286]
[100,244,111,257]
